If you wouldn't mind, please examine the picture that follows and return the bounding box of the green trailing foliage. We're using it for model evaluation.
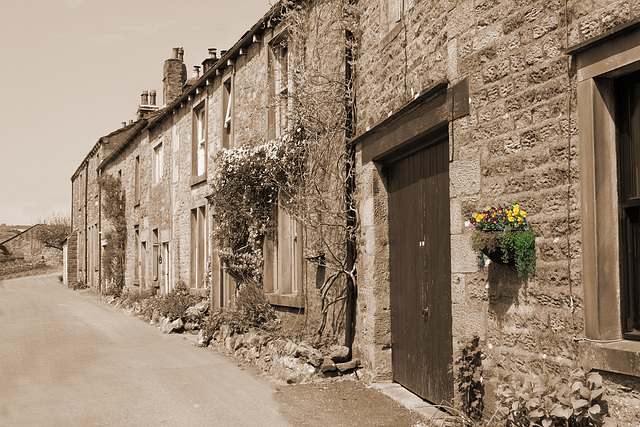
[496,369,617,426]
[500,228,536,277]
[452,336,484,422]
[470,202,536,277]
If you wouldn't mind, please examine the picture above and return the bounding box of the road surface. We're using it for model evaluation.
[0,273,288,426]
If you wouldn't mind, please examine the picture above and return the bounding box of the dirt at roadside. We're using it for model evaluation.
[274,378,427,426]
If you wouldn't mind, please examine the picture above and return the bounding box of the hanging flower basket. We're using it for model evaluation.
[470,202,536,277]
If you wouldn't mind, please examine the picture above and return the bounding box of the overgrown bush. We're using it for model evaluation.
[152,281,200,321]
[200,283,281,343]
[497,369,617,426]
[72,278,87,290]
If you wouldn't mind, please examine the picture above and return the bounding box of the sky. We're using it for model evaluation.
[0,0,273,226]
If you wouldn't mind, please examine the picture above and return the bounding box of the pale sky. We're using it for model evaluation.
[0,0,273,225]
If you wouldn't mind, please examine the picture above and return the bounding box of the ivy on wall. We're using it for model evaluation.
[99,174,126,294]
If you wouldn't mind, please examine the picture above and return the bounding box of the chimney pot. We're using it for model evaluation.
[129,120,134,125]
[141,90,149,105]
[192,65,201,79]
[209,48,217,59]
[149,90,157,106]
[122,121,127,127]
[221,50,228,57]
[178,47,184,61]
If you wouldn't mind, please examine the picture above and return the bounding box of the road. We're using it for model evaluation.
[0,273,288,426]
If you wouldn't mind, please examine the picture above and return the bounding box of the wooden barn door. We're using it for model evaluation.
[388,133,453,404]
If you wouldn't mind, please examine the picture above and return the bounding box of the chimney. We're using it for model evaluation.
[149,90,156,106]
[122,121,127,127]
[192,65,201,79]
[163,47,187,106]
[202,48,218,73]
[137,89,159,119]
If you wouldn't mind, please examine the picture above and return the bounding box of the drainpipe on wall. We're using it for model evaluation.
[84,162,89,284]
[98,168,102,294]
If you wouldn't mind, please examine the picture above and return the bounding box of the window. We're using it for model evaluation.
[134,225,140,283]
[268,37,289,139]
[192,103,207,179]
[616,71,640,339]
[572,24,640,377]
[152,228,159,282]
[263,191,303,307]
[222,77,234,148]
[381,0,404,36]
[134,155,140,205]
[190,206,207,289]
[153,141,163,183]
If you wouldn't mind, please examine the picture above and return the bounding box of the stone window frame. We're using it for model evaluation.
[152,139,164,184]
[570,20,640,377]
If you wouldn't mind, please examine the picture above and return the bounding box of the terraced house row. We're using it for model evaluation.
[67,0,640,421]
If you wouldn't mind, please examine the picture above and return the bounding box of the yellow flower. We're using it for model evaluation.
[508,216,514,222]
[521,211,526,217]
[517,217,523,224]
[486,206,491,211]
[513,204,520,215]
[473,213,478,219]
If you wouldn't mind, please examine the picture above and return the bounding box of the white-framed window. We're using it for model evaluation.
[153,141,164,183]
[193,102,207,178]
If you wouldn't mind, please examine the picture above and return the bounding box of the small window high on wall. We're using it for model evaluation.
[192,102,207,179]
[268,35,289,140]
[222,77,234,149]
[153,141,163,183]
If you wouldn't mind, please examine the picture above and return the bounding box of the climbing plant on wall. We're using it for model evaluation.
[208,131,306,285]
[98,174,126,294]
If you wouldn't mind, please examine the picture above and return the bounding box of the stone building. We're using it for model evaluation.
[66,0,640,422]
[352,0,640,421]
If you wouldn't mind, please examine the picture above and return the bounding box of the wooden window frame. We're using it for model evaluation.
[192,102,207,183]
[134,155,140,206]
[153,141,163,184]
[222,76,234,149]
[263,191,304,308]
[268,34,289,140]
[572,23,640,377]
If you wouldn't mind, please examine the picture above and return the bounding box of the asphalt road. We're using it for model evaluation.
[0,273,288,426]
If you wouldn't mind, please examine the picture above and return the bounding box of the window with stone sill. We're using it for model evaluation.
[571,20,640,377]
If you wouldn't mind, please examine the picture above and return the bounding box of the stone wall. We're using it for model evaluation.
[353,0,640,422]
